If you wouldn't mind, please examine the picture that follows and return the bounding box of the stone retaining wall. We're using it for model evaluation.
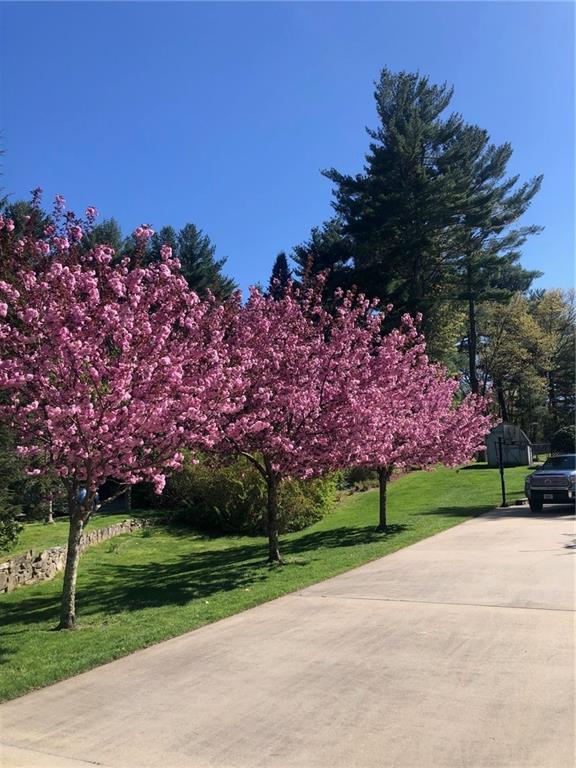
[0,518,152,594]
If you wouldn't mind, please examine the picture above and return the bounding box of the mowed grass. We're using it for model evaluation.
[2,508,151,559]
[0,464,530,701]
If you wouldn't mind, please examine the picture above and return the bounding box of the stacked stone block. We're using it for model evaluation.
[0,518,151,593]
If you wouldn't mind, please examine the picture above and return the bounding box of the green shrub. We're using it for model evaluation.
[146,456,336,534]
[340,466,378,491]
[0,427,23,552]
[0,502,22,554]
[15,475,66,521]
[550,425,576,454]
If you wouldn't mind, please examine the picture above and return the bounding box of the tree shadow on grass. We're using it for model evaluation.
[284,523,408,553]
[0,540,265,630]
[0,523,409,631]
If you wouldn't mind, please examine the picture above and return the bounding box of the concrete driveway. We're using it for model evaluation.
[1,505,574,768]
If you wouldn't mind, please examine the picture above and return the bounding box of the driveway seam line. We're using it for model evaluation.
[0,740,117,767]
[298,592,575,613]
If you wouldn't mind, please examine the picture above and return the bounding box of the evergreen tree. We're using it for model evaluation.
[150,224,236,298]
[149,225,179,264]
[323,69,468,345]
[291,219,353,294]
[2,199,49,239]
[83,217,124,254]
[0,200,51,282]
[448,125,542,392]
[268,252,292,299]
[318,69,542,368]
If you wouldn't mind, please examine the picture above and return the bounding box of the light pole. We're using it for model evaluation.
[497,436,508,508]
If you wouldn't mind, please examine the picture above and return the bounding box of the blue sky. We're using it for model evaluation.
[0,2,573,293]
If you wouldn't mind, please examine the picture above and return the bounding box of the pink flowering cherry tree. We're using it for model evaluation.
[350,314,494,531]
[216,280,383,563]
[0,206,231,629]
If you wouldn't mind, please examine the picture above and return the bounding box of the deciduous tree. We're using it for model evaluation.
[216,280,382,563]
[476,296,547,431]
[348,315,493,530]
[0,202,231,628]
[529,289,575,435]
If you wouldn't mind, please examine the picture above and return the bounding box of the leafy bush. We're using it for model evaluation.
[0,499,22,554]
[15,474,66,521]
[550,425,576,455]
[136,456,337,534]
[340,466,378,491]
[0,426,23,552]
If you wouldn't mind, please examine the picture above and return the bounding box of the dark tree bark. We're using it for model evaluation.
[376,466,392,532]
[238,452,284,564]
[496,383,509,422]
[57,500,86,630]
[265,471,282,564]
[548,371,558,423]
[468,296,479,395]
[126,486,132,514]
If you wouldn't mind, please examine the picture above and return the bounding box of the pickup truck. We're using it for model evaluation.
[524,454,576,512]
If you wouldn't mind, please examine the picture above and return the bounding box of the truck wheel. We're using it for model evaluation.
[529,494,543,513]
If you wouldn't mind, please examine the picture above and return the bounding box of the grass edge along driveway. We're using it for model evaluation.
[0,464,530,702]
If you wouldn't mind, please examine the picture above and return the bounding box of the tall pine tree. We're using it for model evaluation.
[447,125,542,391]
[323,69,468,345]
[291,219,353,294]
[268,252,292,299]
[83,218,124,255]
[149,224,236,298]
[316,69,542,368]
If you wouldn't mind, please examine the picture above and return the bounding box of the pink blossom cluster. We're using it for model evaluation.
[0,215,15,232]
[334,313,494,475]
[0,195,494,514]
[0,192,99,280]
[0,194,497,616]
[215,279,386,479]
[134,224,154,241]
[0,240,236,499]
[215,282,493,482]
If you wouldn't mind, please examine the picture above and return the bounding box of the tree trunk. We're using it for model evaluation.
[496,383,509,422]
[548,371,558,423]
[57,504,85,630]
[376,467,391,532]
[468,297,479,395]
[45,498,54,525]
[266,473,282,564]
[126,486,132,515]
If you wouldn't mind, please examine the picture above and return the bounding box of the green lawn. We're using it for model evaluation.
[0,464,530,701]
[2,508,151,560]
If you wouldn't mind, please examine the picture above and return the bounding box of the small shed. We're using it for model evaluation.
[485,423,532,467]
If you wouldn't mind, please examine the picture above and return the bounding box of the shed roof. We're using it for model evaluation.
[486,422,531,446]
